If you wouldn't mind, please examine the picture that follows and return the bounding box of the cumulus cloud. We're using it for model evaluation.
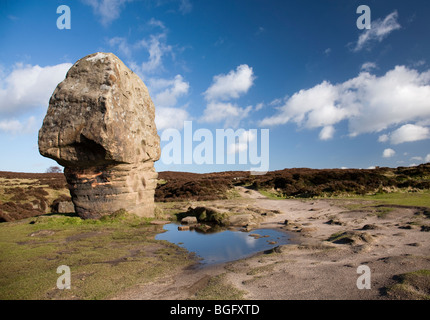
[82,0,132,26]
[389,124,430,144]
[260,80,355,129]
[149,75,189,108]
[260,65,430,141]
[201,102,253,128]
[204,64,255,101]
[146,75,190,130]
[378,134,389,143]
[361,62,377,72]
[0,116,37,135]
[319,126,335,141]
[200,64,255,127]
[426,154,430,162]
[410,156,423,162]
[0,62,72,116]
[109,23,173,78]
[227,130,256,154]
[135,33,173,74]
[155,107,190,131]
[108,37,132,58]
[383,148,396,158]
[353,10,401,52]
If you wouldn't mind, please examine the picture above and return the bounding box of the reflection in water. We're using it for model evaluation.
[155,224,291,265]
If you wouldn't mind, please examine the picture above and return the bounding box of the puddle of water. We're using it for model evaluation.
[155,223,292,266]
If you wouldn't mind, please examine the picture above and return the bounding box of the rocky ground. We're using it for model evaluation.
[114,186,430,300]
[1,170,429,300]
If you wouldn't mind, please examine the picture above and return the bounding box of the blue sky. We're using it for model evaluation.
[1,0,430,173]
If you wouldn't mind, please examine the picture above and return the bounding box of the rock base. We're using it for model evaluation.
[64,162,158,219]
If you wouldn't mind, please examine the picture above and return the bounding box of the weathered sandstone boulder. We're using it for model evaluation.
[39,52,160,219]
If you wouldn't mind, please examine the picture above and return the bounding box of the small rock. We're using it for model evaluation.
[261,212,276,217]
[361,224,380,230]
[195,224,211,232]
[29,230,55,237]
[266,245,290,254]
[421,225,430,232]
[268,241,277,245]
[407,242,421,247]
[227,214,254,227]
[326,219,344,226]
[57,201,75,214]
[181,216,198,225]
[398,225,413,230]
[245,222,259,230]
[150,220,170,225]
[178,226,190,231]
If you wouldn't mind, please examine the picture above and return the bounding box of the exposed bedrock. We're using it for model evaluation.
[38,52,161,219]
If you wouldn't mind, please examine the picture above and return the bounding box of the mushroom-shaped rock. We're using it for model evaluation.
[38,52,161,219]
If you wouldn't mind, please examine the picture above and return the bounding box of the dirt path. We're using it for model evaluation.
[113,187,430,300]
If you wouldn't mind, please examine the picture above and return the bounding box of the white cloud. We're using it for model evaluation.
[146,75,190,131]
[155,107,190,131]
[108,37,132,58]
[227,130,256,154]
[82,0,132,26]
[179,0,192,14]
[260,65,430,142]
[135,33,172,74]
[383,148,396,158]
[410,156,423,161]
[389,124,430,144]
[200,102,252,128]
[353,10,401,52]
[108,19,174,79]
[260,80,355,131]
[0,62,72,116]
[319,126,335,141]
[361,62,377,72]
[204,64,255,101]
[425,154,430,162]
[254,102,264,111]
[378,134,389,143]
[347,67,430,135]
[0,116,37,135]
[149,75,189,108]
[200,64,256,127]
[148,18,166,30]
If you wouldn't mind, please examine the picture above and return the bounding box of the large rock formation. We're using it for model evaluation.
[38,52,161,219]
